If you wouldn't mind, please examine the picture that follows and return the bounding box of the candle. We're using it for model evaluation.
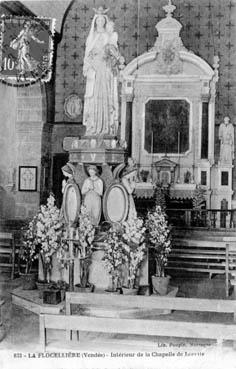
[69,227,74,240]
[82,244,86,258]
[75,228,79,240]
[69,240,73,259]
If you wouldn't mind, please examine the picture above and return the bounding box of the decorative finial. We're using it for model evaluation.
[163,0,176,17]
[93,6,109,15]
[213,55,219,70]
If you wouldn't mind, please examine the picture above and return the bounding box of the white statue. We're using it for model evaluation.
[61,162,75,193]
[121,158,138,219]
[219,116,234,164]
[83,7,124,137]
[81,165,103,226]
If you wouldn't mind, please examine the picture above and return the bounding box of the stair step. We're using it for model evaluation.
[173,239,230,247]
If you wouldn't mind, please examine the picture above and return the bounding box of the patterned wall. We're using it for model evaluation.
[55,0,236,127]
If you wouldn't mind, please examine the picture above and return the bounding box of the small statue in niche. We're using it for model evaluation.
[219,116,234,164]
[184,170,191,184]
[160,171,170,188]
[140,169,149,183]
[121,158,138,219]
[81,165,103,226]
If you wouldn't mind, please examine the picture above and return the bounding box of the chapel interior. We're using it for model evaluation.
[0,0,236,353]
[0,0,235,221]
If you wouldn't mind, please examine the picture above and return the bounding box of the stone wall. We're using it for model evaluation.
[0,83,46,220]
[15,84,46,218]
[0,84,18,218]
[55,0,236,125]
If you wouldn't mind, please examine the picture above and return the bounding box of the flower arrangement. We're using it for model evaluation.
[34,194,64,282]
[20,218,40,274]
[192,185,206,226]
[76,205,95,258]
[121,214,146,289]
[102,224,124,292]
[145,205,171,277]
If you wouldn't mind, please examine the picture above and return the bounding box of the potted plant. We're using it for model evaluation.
[121,214,146,295]
[146,205,172,295]
[34,194,64,297]
[19,219,40,290]
[102,224,123,293]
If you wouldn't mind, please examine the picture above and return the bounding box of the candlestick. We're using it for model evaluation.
[151,130,154,182]
[64,228,68,239]
[177,131,180,183]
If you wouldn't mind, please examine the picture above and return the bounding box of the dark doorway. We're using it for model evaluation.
[52,153,69,208]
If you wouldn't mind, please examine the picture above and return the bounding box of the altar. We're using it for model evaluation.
[120,2,233,211]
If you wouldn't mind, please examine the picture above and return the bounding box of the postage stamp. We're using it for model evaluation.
[0,16,55,86]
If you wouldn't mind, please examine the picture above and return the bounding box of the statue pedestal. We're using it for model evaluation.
[63,136,125,164]
[59,135,149,292]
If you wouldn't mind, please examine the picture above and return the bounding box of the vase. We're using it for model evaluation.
[122,286,138,295]
[21,273,37,290]
[74,284,94,293]
[36,281,53,299]
[105,288,122,295]
[151,275,170,296]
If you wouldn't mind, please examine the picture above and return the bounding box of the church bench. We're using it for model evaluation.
[166,238,236,283]
[39,292,236,350]
[224,238,236,298]
[0,232,18,279]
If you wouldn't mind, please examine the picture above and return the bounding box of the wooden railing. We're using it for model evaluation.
[166,208,236,229]
[40,292,236,350]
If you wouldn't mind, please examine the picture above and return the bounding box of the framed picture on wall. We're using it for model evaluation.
[19,166,38,192]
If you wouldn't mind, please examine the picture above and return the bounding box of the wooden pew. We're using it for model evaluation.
[39,292,236,351]
[0,232,17,279]
[224,237,236,297]
[167,237,236,285]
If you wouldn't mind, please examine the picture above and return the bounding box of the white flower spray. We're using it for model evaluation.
[146,205,171,277]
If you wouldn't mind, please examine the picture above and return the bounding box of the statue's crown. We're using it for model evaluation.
[93,6,109,15]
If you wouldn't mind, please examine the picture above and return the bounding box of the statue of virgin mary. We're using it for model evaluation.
[83,7,123,137]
